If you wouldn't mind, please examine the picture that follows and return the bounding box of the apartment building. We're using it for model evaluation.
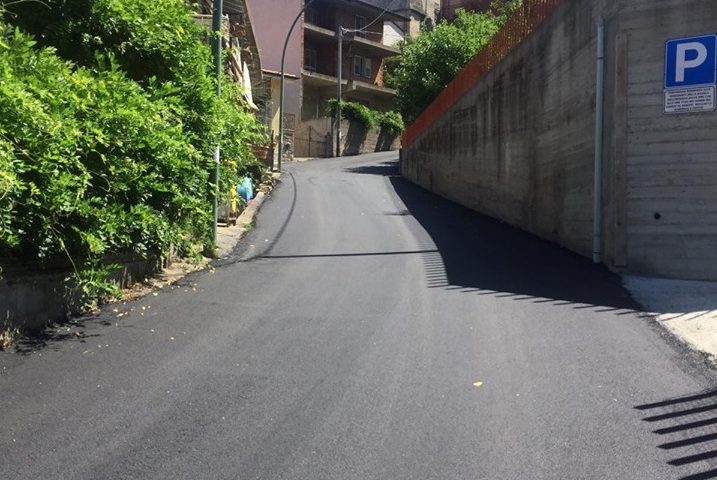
[364,0,440,37]
[301,0,406,121]
[246,0,412,157]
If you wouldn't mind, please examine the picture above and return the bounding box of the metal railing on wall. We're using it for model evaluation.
[402,0,564,148]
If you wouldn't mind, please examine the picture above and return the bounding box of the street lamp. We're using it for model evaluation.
[278,0,316,171]
[335,26,344,157]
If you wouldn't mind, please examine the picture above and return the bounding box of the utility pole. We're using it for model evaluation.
[335,27,343,157]
[211,0,223,245]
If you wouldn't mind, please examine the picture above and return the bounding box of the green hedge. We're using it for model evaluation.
[0,26,207,261]
[5,0,267,189]
[0,1,267,305]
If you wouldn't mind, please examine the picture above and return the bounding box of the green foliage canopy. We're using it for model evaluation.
[8,0,228,152]
[387,2,521,123]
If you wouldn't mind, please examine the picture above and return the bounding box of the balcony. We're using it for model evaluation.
[302,69,348,89]
[304,23,336,43]
[304,23,400,59]
[346,80,397,99]
[351,35,399,59]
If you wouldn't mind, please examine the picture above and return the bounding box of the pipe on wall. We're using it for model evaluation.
[593,18,605,264]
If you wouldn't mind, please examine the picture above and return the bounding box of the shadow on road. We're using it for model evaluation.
[12,315,105,355]
[347,159,638,311]
[344,162,399,177]
[636,389,717,480]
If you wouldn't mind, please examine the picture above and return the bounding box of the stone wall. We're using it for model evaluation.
[1,255,164,332]
[295,118,400,157]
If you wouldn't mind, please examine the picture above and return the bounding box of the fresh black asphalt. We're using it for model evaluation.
[2,151,717,479]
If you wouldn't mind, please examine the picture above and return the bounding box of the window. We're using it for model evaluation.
[304,48,317,72]
[355,15,366,38]
[353,55,372,78]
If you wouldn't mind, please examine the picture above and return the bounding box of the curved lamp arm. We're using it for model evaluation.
[278,0,316,171]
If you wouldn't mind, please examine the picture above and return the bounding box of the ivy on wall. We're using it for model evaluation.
[326,99,405,134]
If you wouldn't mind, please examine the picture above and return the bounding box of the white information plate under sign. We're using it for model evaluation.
[664,86,716,114]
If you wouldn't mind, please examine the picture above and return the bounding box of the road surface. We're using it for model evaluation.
[2,151,717,479]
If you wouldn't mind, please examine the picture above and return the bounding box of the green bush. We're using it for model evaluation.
[0,25,208,261]
[377,111,405,135]
[390,2,522,123]
[0,0,268,308]
[326,99,376,130]
[216,80,266,191]
[326,100,404,134]
[5,0,267,161]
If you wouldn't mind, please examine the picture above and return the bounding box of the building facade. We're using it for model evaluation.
[301,0,404,121]
[362,0,441,38]
[246,0,412,157]
[244,0,305,134]
[440,0,491,19]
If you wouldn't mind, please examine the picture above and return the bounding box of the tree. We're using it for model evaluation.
[387,1,521,123]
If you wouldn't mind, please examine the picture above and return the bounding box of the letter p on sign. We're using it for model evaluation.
[665,35,717,89]
[676,43,708,82]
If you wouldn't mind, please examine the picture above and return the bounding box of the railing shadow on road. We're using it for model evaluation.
[636,389,717,480]
[345,159,639,312]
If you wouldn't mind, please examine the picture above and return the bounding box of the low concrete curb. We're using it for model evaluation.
[625,275,717,363]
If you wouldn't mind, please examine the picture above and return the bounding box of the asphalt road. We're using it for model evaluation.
[3,151,717,479]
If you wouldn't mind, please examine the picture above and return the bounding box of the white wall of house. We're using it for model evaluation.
[383,20,404,46]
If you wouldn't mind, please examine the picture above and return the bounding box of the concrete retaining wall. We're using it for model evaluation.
[614,1,717,280]
[1,254,164,332]
[401,0,717,280]
[296,117,400,157]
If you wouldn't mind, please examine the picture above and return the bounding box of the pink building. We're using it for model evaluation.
[244,0,305,125]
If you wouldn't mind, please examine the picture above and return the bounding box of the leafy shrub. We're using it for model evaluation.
[326,100,404,134]
[326,99,377,130]
[390,3,521,123]
[377,111,405,134]
[0,25,209,262]
[0,0,268,309]
[5,0,267,159]
[216,80,266,191]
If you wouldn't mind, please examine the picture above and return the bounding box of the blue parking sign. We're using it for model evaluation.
[665,35,717,89]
